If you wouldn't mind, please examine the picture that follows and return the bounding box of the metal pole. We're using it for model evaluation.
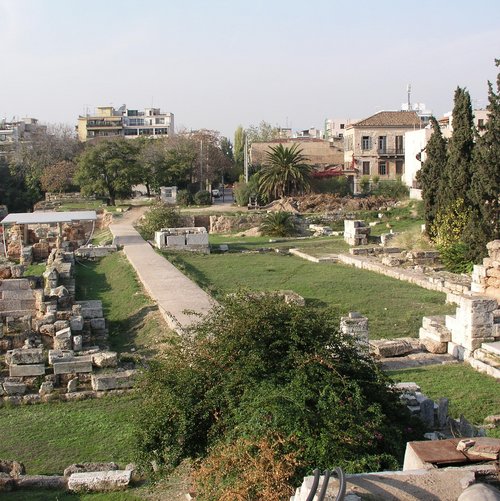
[199,139,203,191]
[244,134,248,183]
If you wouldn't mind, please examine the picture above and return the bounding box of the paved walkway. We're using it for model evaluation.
[110,209,217,333]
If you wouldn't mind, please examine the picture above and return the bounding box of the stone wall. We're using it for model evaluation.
[471,240,500,302]
[209,214,264,234]
[154,227,209,253]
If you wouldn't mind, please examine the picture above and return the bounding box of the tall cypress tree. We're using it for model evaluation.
[416,116,448,237]
[465,60,500,261]
[441,87,475,209]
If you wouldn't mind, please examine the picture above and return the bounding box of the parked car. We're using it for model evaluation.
[211,189,220,198]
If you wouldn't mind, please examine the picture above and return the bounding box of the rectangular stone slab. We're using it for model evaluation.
[9,364,45,377]
[53,359,93,374]
[68,470,131,492]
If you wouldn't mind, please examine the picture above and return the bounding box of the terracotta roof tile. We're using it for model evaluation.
[351,111,421,128]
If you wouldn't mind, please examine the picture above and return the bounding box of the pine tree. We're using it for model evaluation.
[416,116,447,237]
[465,60,500,261]
[441,87,475,209]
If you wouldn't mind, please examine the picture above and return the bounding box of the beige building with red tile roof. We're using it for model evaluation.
[343,111,422,192]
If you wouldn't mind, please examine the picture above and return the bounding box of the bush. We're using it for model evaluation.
[311,176,351,196]
[233,176,261,206]
[194,190,212,206]
[177,189,193,206]
[136,202,181,240]
[438,242,474,274]
[135,293,423,492]
[260,212,297,237]
[372,179,409,199]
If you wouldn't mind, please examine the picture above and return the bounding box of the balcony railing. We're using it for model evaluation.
[377,148,404,156]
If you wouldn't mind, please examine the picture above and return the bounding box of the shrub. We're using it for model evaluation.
[136,203,181,240]
[177,189,193,206]
[194,190,212,206]
[372,179,409,200]
[311,176,351,196]
[193,433,299,501]
[260,212,297,237]
[233,175,261,206]
[359,176,371,195]
[135,293,423,489]
[432,199,473,273]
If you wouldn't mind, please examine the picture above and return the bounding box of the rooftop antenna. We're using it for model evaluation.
[407,83,412,111]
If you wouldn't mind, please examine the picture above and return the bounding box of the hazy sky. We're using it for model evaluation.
[1,0,499,138]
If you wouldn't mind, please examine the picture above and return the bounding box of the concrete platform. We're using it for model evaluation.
[110,211,216,333]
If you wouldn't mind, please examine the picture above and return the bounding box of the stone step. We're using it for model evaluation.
[1,290,37,300]
[0,309,35,319]
[482,341,500,356]
[0,300,37,312]
[420,317,451,342]
[422,315,446,330]
[468,357,500,379]
[474,348,500,369]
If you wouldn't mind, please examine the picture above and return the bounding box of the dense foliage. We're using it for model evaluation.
[416,117,447,238]
[136,203,181,240]
[135,294,422,498]
[194,190,212,206]
[418,62,500,268]
[260,211,297,237]
[259,143,312,200]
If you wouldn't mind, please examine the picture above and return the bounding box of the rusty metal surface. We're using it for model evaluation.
[409,439,467,464]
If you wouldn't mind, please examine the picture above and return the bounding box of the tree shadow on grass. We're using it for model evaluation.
[107,304,163,356]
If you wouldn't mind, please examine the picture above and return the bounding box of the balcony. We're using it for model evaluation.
[377,148,404,156]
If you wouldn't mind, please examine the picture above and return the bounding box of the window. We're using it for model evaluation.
[396,160,404,175]
[340,123,345,129]
[378,136,387,153]
[155,118,165,125]
[478,119,485,130]
[378,161,387,175]
[362,161,370,175]
[395,135,404,154]
[361,136,371,150]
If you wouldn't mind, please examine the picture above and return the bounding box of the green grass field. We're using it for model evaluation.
[389,364,500,428]
[165,252,454,339]
[75,251,173,356]
[0,395,138,475]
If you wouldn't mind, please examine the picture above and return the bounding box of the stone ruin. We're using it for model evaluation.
[154,227,209,253]
[5,222,90,264]
[472,240,500,302]
[419,294,500,377]
[344,219,370,246]
[0,459,136,494]
[0,249,136,405]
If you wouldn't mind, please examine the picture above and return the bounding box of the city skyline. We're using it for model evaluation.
[1,0,499,138]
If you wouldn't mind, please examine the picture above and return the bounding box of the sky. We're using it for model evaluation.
[1,0,499,139]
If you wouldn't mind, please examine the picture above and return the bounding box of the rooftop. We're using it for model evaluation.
[1,211,97,226]
[351,111,421,128]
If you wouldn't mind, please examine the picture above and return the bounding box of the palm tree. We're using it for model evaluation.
[258,143,311,200]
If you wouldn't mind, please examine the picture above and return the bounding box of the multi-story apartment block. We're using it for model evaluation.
[0,117,46,160]
[343,111,421,191]
[324,118,358,139]
[77,105,174,141]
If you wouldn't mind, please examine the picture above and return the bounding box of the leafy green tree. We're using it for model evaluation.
[259,143,311,199]
[465,60,500,261]
[76,138,141,205]
[0,159,37,212]
[441,87,475,208]
[246,120,281,143]
[416,117,448,237]
[260,211,297,237]
[135,293,422,488]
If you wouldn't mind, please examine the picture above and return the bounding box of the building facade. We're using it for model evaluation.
[0,118,46,160]
[343,111,422,192]
[77,105,174,141]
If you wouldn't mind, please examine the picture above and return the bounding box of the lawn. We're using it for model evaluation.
[0,395,138,475]
[75,251,173,356]
[388,364,500,428]
[165,252,454,339]
[208,233,349,255]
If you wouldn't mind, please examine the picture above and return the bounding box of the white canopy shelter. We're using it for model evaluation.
[0,211,97,257]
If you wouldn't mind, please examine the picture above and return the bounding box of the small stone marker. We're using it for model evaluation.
[68,470,132,492]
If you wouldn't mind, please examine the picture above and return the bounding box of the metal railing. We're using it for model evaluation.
[306,467,346,501]
[377,148,404,155]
